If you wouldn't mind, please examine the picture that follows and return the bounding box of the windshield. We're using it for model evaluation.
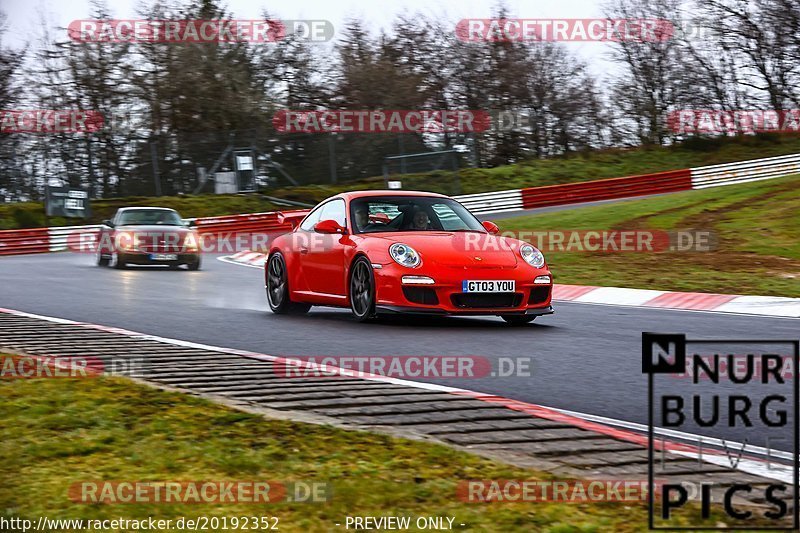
[117,209,184,226]
[350,196,485,234]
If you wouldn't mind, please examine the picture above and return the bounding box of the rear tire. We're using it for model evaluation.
[266,253,310,315]
[501,315,536,326]
[349,257,376,322]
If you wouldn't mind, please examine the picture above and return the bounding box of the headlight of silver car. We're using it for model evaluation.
[389,243,421,268]
[519,244,545,268]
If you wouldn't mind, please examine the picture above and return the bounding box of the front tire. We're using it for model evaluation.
[266,253,310,315]
[501,315,536,326]
[187,257,201,271]
[110,251,126,269]
[97,251,109,267]
[349,257,376,322]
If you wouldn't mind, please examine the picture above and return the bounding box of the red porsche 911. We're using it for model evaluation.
[265,191,553,325]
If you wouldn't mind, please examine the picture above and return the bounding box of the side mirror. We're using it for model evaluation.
[103,219,114,228]
[482,220,499,234]
[314,219,347,234]
[185,219,196,227]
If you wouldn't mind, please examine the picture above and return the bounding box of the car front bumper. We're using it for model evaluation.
[119,251,201,265]
[372,262,553,316]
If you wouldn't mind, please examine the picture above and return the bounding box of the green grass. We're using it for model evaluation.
[498,174,800,297]
[265,133,800,203]
[0,375,704,532]
[3,133,800,229]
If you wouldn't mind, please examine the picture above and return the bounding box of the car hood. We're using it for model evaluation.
[367,231,519,268]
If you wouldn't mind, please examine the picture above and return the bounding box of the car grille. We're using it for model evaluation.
[450,293,523,309]
[403,287,439,305]
[528,286,551,305]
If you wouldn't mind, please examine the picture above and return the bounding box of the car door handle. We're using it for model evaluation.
[299,247,308,254]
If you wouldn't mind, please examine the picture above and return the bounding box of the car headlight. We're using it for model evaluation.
[520,244,545,268]
[389,243,421,268]
[184,233,199,251]
[116,231,135,251]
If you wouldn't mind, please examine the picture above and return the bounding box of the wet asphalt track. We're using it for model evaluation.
[1,251,797,448]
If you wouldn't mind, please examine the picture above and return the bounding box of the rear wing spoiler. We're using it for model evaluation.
[277,210,311,230]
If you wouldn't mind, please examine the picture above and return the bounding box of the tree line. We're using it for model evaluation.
[0,0,798,201]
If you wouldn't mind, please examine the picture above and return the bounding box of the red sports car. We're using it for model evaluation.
[265,191,553,325]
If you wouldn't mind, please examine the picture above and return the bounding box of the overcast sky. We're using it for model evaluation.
[2,0,616,77]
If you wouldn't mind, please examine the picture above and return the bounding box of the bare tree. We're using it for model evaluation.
[604,0,691,145]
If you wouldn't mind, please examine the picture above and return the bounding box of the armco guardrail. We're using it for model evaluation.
[455,152,800,213]
[0,228,50,255]
[193,211,294,234]
[49,224,101,252]
[454,189,523,214]
[691,152,800,189]
[453,168,692,213]
[520,168,692,209]
[0,212,302,256]
[1,153,798,256]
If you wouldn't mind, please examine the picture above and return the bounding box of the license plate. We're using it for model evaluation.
[150,253,177,261]
[462,280,515,293]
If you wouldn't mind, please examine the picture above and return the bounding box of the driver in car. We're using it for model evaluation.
[354,207,369,231]
[411,209,430,230]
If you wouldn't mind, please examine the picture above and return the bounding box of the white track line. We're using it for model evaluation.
[217,255,264,269]
[0,305,790,483]
[556,300,800,321]
[550,407,794,484]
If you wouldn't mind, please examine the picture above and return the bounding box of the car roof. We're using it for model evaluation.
[335,190,450,202]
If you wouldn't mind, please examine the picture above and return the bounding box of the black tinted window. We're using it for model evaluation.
[350,196,484,234]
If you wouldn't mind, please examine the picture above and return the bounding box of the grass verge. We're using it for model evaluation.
[0,375,695,532]
[498,175,800,297]
[265,133,800,203]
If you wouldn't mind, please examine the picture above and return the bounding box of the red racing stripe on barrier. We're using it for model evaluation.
[0,228,50,255]
[520,169,692,210]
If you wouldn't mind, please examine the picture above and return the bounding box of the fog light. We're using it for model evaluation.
[534,275,551,284]
[402,276,435,285]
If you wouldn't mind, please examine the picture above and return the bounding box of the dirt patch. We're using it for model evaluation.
[614,179,797,235]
